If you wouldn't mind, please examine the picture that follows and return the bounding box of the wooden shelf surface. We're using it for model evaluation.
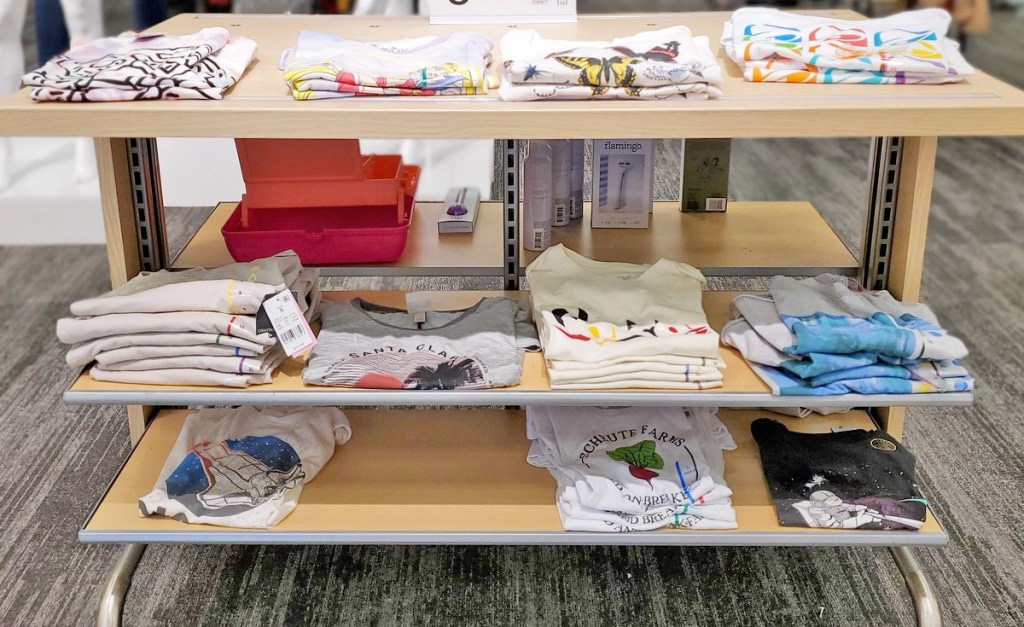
[64,290,974,409]
[521,201,857,274]
[171,200,857,276]
[2,12,1023,138]
[80,407,944,545]
[171,201,504,275]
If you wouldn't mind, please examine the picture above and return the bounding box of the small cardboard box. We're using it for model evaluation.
[591,139,653,229]
[681,139,730,212]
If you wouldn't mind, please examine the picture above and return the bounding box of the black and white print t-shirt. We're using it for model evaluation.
[751,418,927,530]
[303,297,538,390]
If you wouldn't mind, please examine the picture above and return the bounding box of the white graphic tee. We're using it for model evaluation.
[139,406,351,529]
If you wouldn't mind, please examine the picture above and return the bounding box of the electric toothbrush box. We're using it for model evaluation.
[590,139,653,229]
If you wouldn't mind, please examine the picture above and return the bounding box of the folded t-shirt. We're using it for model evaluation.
[69,251,301,316]
[66,332,270,368]
[751,418,926,530]
[95,343,263,366]
[139,406,350,529]
[23,27,258,102]
[304,297,538,389]
[88,352,287,388]
[280,30,493,99]
[57,311,275,346]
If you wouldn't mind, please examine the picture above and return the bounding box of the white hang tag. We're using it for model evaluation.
[406,291,433,328]
[264,290,317,357]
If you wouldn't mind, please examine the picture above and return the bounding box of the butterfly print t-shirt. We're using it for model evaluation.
[501,26,723,88]
[303,297,538,390]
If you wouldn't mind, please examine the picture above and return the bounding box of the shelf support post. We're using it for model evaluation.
[96,543,145,627]
[93,137,165,624]
[503,139,521,290]
[863,136,938,439]
[890,546,943,627]
[95,137,168,441]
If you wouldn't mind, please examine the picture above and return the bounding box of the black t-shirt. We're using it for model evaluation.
[751,418,927,530]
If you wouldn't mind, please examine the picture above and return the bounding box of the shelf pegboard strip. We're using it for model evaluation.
[862,137,902,291]
[504,139,520,290]
[127,138,168,272]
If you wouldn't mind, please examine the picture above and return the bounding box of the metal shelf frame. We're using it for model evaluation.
[79,529,949,547]
[63,387,974,409]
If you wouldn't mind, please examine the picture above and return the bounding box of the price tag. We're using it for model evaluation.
[260,290,317,357]
[427,0,576,24]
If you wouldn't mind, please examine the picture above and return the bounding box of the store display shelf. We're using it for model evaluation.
[520,201,858,277]
[2,13,1023,140]
[63,290,974,409]
[172,200,856,277]
[171,201,505,277]
[80,408,946,545]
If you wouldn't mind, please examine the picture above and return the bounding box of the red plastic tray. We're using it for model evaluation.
[221,183,417,265]
[225,138,421,264]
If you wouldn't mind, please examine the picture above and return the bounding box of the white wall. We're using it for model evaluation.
[0,137,494,245]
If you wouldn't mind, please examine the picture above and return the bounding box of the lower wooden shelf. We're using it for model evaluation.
[80,408,945,546]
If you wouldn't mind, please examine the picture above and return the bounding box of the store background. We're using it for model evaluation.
[0,1,1023,626]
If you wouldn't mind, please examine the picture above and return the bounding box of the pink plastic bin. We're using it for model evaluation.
[223,139,421,264]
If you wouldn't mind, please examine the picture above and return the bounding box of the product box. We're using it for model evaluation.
[437,187,481,234]
[681,139,730,213]
[591,139,653,229]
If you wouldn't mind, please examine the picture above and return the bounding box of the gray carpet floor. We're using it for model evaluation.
[2,8,1024,627]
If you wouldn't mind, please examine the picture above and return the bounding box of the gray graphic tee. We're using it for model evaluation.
[303,297,538,389]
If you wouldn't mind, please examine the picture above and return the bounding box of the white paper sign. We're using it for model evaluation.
[427,0,577,24]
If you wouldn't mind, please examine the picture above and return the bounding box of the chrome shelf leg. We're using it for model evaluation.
[890,546,942,627]
[96,544,145,627]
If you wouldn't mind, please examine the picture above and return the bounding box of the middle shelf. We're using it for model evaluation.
[170,200,858,278]
[64,290,974,408]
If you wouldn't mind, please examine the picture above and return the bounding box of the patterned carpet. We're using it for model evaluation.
[1,8,1023,627]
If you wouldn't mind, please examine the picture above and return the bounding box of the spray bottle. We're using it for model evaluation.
[523,140,553,252]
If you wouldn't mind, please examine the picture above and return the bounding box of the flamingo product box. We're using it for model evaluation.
[591,139,653,229]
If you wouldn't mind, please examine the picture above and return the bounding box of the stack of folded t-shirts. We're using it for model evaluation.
[303,296,538,389]
[527,405,737,532]
[526,245,724,389]
[58,251,321,387]
[721,8,975,84]
[140,406,351,529]
[721,274,972,397]
[22,27,257,102]
[499,27,723,101]
[279,30,495,99]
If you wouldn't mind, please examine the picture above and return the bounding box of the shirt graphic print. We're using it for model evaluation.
[751,418,927,530]
[303,297,538,390]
